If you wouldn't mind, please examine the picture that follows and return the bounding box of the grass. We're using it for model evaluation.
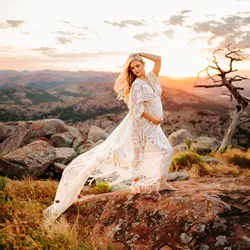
[0,148,249,249]
[0,177,93,250]
[169,148,249,178]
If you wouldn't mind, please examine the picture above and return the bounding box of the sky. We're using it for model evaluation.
[0,0,250,77]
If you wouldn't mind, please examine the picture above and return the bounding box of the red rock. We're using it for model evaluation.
[62,177,250,249]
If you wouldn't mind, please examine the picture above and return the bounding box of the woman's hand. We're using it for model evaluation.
[152,116,164,125]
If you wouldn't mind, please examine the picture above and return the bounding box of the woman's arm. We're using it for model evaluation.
[142,110,163,125]
[138,52,161,77]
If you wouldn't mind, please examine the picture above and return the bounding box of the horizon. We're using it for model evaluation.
[1,0,250,78]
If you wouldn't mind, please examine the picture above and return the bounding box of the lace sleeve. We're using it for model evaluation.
[148,71,160,85]
[128,81,150,119]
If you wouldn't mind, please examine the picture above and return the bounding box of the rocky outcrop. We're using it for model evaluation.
[0,119,86,179]
[193,136,220,154]
[0,140,55,178]
[169,129,220,155]
[63,177,250,250]
[168,129,194,147]
[0,119,67,155]
[87,125,109,143]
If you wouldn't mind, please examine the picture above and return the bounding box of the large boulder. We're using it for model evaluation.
[193,136,220,155]
[63,177,250,250]
[50,125,85,148]
[54,147,76,165]
[87,126,109,143]
[0,119,67,155]
[168,129,194,147]
[0,140,55,178]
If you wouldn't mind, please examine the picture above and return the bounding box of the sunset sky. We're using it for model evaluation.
[1,0,250,77]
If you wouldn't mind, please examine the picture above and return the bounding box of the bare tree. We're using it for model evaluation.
[195,44,250,152]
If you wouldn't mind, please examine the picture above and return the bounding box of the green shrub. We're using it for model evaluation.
[172,152,204,169]
[94,181,112,193]
[0,176,8,191]
[184,139,193,151]
[227,154,250,169]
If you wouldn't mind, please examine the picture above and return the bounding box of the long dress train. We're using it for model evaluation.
[44,71,174,222]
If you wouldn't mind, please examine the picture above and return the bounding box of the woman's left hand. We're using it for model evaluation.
[153,116,164,125]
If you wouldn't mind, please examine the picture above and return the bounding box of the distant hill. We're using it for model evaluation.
[0,69,249,148]
[0,85,61,105]
[0,70,118,89]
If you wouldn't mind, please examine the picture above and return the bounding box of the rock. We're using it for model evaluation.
[50,132,74,147]
[201,156,223,164]
[173,143,188,152]
[63,177,250,250]
[168,129,194,147]
[22,119,67,145]
[104,124,117,134]
[54,147,77,165]
[0,140,55,178]
[53,162,67,174]
[167,171,189,181]
[87,126,109,143]
[193,136,220,155]
[0,119,67,155]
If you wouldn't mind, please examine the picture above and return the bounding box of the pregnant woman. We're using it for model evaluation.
[44,52,175,223]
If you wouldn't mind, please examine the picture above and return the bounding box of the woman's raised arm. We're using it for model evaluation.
[134,52,161,77]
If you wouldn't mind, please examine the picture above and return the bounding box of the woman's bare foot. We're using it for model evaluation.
[158,182,176,191]
[130,185,141,194]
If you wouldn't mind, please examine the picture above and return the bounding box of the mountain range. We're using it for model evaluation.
[0,69,249,148]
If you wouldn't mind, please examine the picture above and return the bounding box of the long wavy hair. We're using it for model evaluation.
[114,54,145,104]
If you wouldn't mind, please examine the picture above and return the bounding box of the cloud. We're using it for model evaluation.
[104,20,145,28]
[237,31,250,47]
[0,46,13,52]
[0,20,24,28]
[164,10,191,27]
[192,13,250,48]
[57,31,76,36]
[133,32,158,42]
[61,20,71,24]
[78,25,89,30]
[31,47,56,54]
[55,29,88,42]
[6,20,24,27]
[0,23,7,28]
[57,37,73,44]
[163,29,174,39]
[31,47,128,59]
[180,9,192,15]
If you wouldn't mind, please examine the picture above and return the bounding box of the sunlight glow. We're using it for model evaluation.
[0,0,250,78]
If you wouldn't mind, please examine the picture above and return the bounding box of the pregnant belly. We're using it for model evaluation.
[145,99,163,118]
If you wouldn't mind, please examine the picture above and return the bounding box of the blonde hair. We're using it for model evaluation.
[114,54,144,104]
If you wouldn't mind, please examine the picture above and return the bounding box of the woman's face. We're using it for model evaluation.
[129,60,144,77]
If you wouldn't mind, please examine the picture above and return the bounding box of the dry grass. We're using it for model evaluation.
[0,177,92,250]
[170,148,249,178]
[0,148,249,249]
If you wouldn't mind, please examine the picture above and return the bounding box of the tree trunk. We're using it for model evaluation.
[218,108,243,152]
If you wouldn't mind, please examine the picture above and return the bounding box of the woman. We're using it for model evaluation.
[44,52,175,223]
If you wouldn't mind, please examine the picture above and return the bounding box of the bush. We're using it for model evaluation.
[0,176,8,191]
[94,181,112,193]
[227,154,250,169]
[171,152,204,170]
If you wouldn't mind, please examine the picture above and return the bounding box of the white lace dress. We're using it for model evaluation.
[44,71,174,222]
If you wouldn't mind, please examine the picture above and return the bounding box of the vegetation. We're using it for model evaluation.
[0,86,61,105]
[0,148,249,249]
[171,151,204,169]
[0,178,93,249]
